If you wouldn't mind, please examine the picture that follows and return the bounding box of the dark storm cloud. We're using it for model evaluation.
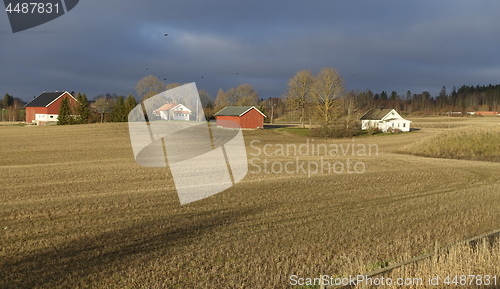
[1,0,500,102]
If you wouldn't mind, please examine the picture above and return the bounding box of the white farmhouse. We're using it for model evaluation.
[360,108,411,132]
[153,103,192,121]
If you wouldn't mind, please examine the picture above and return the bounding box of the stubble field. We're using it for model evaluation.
[1,117,500,288]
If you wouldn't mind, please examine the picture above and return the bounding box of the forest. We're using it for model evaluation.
[351,84,500,115]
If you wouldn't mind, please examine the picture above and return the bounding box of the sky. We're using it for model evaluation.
[1,0,500,103]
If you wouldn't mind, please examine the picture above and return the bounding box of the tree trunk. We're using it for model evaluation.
[301,107,305,128]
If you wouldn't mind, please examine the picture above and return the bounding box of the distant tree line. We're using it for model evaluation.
[57,92,137,125]
[90,94,137,123]
[11,73,499,129]
[2,93,25,121]
[352,84,500,115]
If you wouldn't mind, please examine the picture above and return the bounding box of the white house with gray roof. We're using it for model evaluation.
[360,108,411,132]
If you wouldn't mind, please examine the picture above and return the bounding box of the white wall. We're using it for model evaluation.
[159,110,190,121]
[362,119,411,132]
[35,114,58,122]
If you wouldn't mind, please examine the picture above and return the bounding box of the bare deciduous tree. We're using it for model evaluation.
[311,67,345,125]
[214,89,230,111]
[135,75,166,101]
[165,82,181,91]
[342,91,357,132]
[92,97,115,123]
[285,70,314,128]
[226,84,260,106]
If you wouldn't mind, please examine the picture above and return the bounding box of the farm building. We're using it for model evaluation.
[25,91,78,125]
[360,108,411,132]
[472,111,499,116]
[153,103,192,121]
[214,106,266,129]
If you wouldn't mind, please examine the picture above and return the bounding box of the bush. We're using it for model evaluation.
[367,126,382,135]
[310,119,362,139]
[387,128,402,134]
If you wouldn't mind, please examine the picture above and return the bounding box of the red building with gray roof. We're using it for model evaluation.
[214,106,266,129]
[25,91,77,125]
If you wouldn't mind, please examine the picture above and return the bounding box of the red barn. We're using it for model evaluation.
[25,91,78,125]
[214,106,266,129]
[474,111,499,116]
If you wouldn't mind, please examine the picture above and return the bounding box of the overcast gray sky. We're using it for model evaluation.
[1,0,500,102]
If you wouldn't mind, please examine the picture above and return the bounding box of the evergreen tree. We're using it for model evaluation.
[437,86,448,109]
[124,94,137,117]
[3,93,13,109]
[112,95,126,122]
[57,97,71,125]
[451,86,457,97]
[80,94,90,123]
[75,93,90,124]
[75,92,82,123]
[390,91,398,101]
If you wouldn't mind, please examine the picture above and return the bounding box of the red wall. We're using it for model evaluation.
[26,107,36,123]
[47,92,77,114]
[26,107,48,123]
[216,108,264,129]
[216,115,240,128]
[239,108,264,129]
[475,111,499,116]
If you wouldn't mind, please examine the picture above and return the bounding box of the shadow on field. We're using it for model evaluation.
[0,206,264,288]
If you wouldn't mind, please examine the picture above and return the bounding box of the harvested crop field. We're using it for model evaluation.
[1,117,500,288]
[375,236,500,289]
[402,124,500,162]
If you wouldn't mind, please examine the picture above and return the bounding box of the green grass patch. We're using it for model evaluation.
[276,127,311,137]
[0,122,28,127]
[355,130,414,138]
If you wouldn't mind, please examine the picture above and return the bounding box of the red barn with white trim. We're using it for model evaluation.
[25,91,78,125]
[214,106,266,129]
